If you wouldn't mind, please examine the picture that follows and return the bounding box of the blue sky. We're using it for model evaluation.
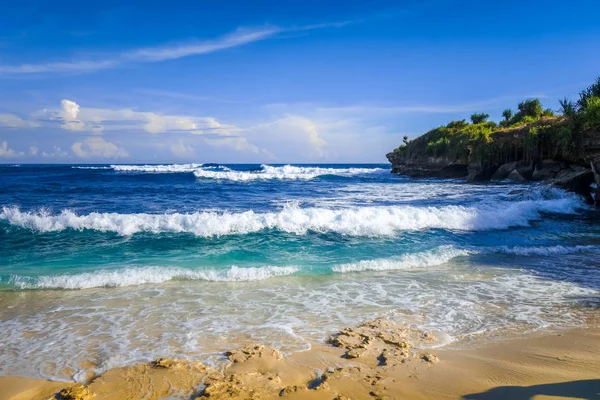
[0,0,599,163]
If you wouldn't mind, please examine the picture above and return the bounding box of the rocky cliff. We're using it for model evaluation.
[387,121,600,205]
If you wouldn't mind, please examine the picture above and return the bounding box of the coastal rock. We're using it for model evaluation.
[54,384,95,400]
[83,358,209,400]
[591,159,600,206]
[380,348,411,366]
[279,384,307,396]
[226,343,283,364]
[328,318,436,366]
[550,169,595,202]
[419,353,439,363]
[506,169,527,182]
[491,161,521,180]
[532,160,566,181]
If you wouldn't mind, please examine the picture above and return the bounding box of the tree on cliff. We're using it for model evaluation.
[578,77,600,110]
[517,99,543,118]
[470,113,489,124]
[502,109,513,122]
[559,98,576,116]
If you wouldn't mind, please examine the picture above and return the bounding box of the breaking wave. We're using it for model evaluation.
[193,164,384,181]
[332,246,472,273]
[0,194,583,237]
[7,265,299,289]
[111,163,204,173]
[72,166,112,170]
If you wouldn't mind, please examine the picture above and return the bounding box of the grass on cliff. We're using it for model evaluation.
[393,76,600,165]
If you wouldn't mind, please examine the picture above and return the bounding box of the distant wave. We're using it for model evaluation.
[494,244,600,256]
[72,166,112,170]
[0,194,583,237]
[333,246,471,273]
[110,163,204,172]
[193,164,385,181]
[8,265,299,289]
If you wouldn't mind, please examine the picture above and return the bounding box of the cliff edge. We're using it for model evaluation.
[387,78,600,205]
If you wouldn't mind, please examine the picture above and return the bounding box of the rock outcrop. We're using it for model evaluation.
[388,124,600,204]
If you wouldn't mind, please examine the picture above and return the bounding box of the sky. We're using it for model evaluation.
[0,0,599,164]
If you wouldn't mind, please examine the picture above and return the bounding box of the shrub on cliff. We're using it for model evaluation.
[583,96,600,130]
[470,113,489,124]
[578,77,600,110]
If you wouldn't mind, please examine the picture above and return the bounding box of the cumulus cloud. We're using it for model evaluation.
[71,137,129,159]
[42,146,69,158]
[204,136,259,153]
[60,100,86,131]
[170,140,194,157]
[29,146,39,156]
[0,141,24,157]
[0,113,40,128]
[243,115,328,160]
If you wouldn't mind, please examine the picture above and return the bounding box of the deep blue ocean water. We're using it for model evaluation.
[1,163,599,381]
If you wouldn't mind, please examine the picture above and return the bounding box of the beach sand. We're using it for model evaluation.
[1,319,599,400]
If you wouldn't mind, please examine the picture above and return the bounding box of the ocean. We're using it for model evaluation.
[1,163,599,382]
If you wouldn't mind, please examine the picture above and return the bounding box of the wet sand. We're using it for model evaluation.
[1,319,599,400]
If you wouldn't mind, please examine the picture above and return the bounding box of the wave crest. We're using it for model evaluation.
[0,196,583,237]
[333,246,472,273]
[193,164,384,181]
[111,164,203,173]
[8,265,299,289]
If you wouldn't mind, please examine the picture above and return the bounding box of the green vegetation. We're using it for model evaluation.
[392,76,600,168]
[470,113,489,124]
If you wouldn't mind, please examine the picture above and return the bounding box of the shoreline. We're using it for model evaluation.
[2,319,599,399]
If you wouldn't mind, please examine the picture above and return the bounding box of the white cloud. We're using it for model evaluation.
[170,140,194,157]
[0,141,24,157]
[46,99,241,138]
[42,146,69,158]
[60,99,86,131]
[71,137,129,159]
[203,136,259,153]
[0,22,352,75]
[243,115,328,160]
[0,60,117,74]
[0,113,40,128]
[29,146,39,156]
[128,27,279,62]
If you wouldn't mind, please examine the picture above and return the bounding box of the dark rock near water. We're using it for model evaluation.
[549,170,595,202]
[506,169,527,182]
[491,161,521,181]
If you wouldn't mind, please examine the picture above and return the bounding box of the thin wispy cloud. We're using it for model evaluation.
[0,60,118,74]
[0,21,351,76]
[127,27,279,62]
[312,93,551,115]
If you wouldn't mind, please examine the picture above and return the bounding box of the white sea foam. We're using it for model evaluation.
[494,244,600,256]
[72,166,112,170]
[9,265,299,289]
[332,246,472,273]
[193,164,384,181]
[0,195,583,237]
[111,163,204,173]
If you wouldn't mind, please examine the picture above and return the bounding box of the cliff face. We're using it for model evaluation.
[387,120,600,205]
[584,131,600,205]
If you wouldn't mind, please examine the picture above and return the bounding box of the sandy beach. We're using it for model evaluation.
[1,318,599,400]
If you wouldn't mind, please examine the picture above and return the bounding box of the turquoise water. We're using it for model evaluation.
[0,163,599,381]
